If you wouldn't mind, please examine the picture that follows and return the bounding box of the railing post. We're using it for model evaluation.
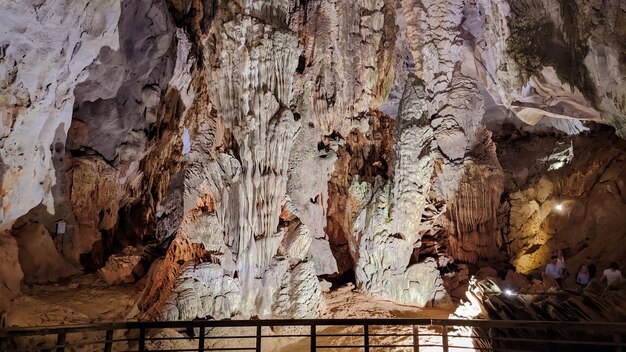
[255,325,262,352]
[198,326,205,352]
[547,328,556,352]
[441,324,448,352]
[56,332,66,352]
[104,329,114,352]
[310,324,316,352]
[412,325,420,352]
[138,327,146,352]
[614,332,623,352]
[364,324,370,352]
[0,335,8,352]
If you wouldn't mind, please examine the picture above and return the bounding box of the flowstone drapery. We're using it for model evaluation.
[141,2,323,320]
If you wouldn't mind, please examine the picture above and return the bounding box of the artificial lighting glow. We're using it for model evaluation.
[504,289,517,296]
[555,203,563,211]
[182,128,191,156]
[548,161,565,171]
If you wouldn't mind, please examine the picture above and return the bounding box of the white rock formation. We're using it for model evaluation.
[471,0,626,135]
[292,0,396,137]
[398,0,505,264]
[142,1,324,320]
[208,12,304,317]
[350,180,450,307]
[0,0,121,232]
[163,263,242,321]
[344,76,449,307]
[287,126,339,276]
[390,77,433,237]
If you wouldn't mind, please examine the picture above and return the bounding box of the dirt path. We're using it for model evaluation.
[5,274,140,327]
[4,279,467,351]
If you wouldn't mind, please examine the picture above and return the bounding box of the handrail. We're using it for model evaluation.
[3,318,626,335]
[2,318,626,352]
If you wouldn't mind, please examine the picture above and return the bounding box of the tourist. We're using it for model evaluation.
[546,256,563,286]
[576,265,590,286]
[583,256,597,279]
[602,262,623,287]
[556,249,567,278]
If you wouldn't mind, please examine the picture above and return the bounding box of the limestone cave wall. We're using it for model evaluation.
[498,129,626,277]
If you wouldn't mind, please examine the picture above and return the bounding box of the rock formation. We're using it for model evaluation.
[98,246,144,285]
[0,0,121,234]
[13,223,74,284]
[1,0,625,323]
[0,233,21,311]
[499,131,626,276]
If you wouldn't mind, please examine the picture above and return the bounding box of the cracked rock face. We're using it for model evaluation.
[0,0,121,232]
[472,0,626,135]
[498,132,626,276]
[1,0,626,322]
[0,233,21,311]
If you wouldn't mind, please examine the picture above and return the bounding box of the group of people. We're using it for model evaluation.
[545,250,623,288]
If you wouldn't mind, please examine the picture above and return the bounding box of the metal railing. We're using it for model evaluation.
[1,318,626,352]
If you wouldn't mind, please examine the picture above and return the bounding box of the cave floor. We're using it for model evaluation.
[5,279,455,328]
[4,279,459,351]
[271,284,457,352]
[320,283,453,319]
[4,274,141,327]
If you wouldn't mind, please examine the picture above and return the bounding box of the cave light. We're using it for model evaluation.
[554,203,564,212]
[548,161,565,171]
[504,289,517,296]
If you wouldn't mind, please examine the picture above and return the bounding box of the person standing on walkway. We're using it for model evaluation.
[576,265,590,287]
[602,262,623,287]
[556,249,567,279]
[546,256,563,286]
[583,256,597,279]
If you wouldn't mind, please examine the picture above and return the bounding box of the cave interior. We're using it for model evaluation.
[1,0,625,333]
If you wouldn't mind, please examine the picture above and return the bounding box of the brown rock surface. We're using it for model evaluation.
[68,156,120,267]
[504,270,531,292]
[0,233,22,311]
[98,247,144,285]
[498,132,626,277]
[14,223,74,284]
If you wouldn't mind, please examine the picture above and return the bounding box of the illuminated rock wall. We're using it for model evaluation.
[0,0,121,306]
[140,1,324,320]
[499,132,626,276]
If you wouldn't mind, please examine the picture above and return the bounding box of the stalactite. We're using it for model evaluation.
[292,0,396,137]
[445,131,504,264]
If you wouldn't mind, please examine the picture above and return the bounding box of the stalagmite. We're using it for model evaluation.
[346,77,450,307]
